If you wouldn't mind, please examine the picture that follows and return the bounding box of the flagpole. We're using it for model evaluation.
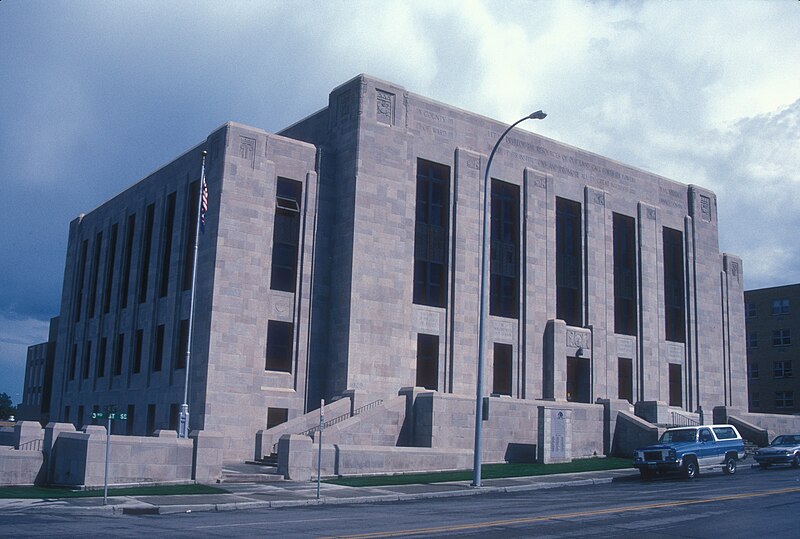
[179,150,207,439]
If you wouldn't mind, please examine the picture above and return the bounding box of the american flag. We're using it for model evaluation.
[200,174,208,234]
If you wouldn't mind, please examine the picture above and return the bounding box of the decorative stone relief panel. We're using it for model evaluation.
[376,90,395,125]
[700,195,712,222]
[492,320,514,343]
[566,328,591,349]
[239,136,256,168]
[646,207,657,220]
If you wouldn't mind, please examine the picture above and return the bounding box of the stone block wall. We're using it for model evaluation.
[314,395,406,447]
[51,426,193,487]
[612,410,662,457]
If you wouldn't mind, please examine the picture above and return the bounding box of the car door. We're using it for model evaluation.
[697,428,718,467]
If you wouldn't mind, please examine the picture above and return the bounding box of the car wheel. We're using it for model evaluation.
[683,458,698,479]
[792,454,800,468]
[723,455,737,475]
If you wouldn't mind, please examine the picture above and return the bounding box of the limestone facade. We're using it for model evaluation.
[44,74,747,462]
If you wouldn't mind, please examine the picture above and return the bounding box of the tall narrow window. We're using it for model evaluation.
[152,324,165,372]
[270,178,303,292]
[125,404,135,435]
[183,180,200,291]
[74,240,89,322]
[175,318,189,370]
[413,159,450,308]
[69,344,77,380]
[265,320,293,372]
[88,231,102,319]
[82,341,92,379]
[138,204,155,303]
[618,357,633,403]
[159,192,177,298]
[490,180,520,318]
[492,343,513,396]
[120,214,136,308]
[97,337,107,378]
[663,227,685,342]
[416,334,439,390]
[103,223,118,314]
[114,333,124,376]
[133,329,143,374]
[613,213,637,335]
[669,363,682,407]
[556,198,582,326]
[146,404,156,435]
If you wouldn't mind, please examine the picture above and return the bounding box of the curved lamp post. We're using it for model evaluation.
[473,110,547,487]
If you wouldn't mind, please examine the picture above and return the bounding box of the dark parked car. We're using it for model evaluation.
[754,434,800,468]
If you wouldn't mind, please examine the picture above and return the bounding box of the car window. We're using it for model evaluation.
[712,427,737,440]
[661,429,696,443]
[699,428,713,442]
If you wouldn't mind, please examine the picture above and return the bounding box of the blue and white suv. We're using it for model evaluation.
[633,424,745,479]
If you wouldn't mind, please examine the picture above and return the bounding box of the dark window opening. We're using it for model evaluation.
[669,363,683,407]
[146,404,156,436]
[772,329,791,346]
[613,213,637,335]
[492,343,513,396]
[270,178,303,293]
[74,240,89,322]
[113,333,124,376]
[556,198,582,326]
[121,214,136,308]
[267,408,289,430]
[69,344,77,380]
[159,192,176,298]
[169,403,179,431]
[153,325,165,372]
[138,204,155,303]
[103,223,118,314]
[413,159,450,308]
[566,356,590,403]
[415,333,439,390]
[77,406,84,430]
[183,180,200,291]
[663,227,686,342]
[133,329,143,374]
[125,404,135,435]
[265,320,293,372]
[97,337,107,378]
[88,231,103,319]
[490,180,520,319]
[175,319,189,370]
[82,341,91,379]
[618,357,633,403]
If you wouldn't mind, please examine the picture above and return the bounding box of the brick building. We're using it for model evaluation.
[745,284,800,414]
[40,74,747,462]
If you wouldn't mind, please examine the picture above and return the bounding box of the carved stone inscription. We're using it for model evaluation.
[413,107,455,140]
[659,185,685,209]
[415,308,441,333]
[550,410,566,459]
[493,320,514,343]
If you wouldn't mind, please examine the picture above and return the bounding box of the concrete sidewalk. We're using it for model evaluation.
[0,468,637,515]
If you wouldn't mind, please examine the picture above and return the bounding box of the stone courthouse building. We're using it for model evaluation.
[45,74,748,465]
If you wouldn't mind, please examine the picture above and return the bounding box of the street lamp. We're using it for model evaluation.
[473,110,546,487]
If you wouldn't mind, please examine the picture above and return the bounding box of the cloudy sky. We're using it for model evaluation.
[1,0,798,403]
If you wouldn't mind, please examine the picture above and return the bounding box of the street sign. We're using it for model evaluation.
[92,410,128,420]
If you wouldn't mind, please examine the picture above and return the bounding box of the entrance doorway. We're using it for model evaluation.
[618,357,633,403]
[567,356,591,403]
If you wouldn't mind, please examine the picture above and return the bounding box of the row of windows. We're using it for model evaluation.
[410,158,686,343]
[70,175,303,322]
[745,297,791,318]
[750,391,795,410]
[748,360,794,379]
[746,329,792,348]
[63,402,183,435]
[67,321,190,382]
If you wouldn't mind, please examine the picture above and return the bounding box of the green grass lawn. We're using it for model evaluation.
[325,457,631,487]
[0,483,228,499]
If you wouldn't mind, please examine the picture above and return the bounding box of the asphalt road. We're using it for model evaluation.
[2,465,799,538]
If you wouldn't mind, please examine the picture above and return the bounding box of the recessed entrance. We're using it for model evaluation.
[567,356,591,403]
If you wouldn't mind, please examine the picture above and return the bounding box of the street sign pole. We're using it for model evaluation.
[316,399,324,499]
[103,413,111,505]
